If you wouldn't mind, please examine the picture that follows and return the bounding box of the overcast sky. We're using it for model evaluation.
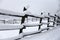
[0,0,59,15]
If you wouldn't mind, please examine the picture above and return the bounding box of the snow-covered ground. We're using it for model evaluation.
[1,25,60,40]
[21,26,60,40]
[0,30,19,39]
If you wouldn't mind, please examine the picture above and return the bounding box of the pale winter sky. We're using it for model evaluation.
[0,0,59,15]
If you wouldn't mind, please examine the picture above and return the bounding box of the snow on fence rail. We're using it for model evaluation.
[0,24,23,31]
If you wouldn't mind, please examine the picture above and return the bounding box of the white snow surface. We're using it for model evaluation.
[1,25,60,40]
[21,26,60,40]
[0,24,23,30]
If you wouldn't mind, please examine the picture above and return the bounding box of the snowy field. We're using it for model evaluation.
[0,30,19,39]
[1,25,60,40]
[20,26,60,40]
